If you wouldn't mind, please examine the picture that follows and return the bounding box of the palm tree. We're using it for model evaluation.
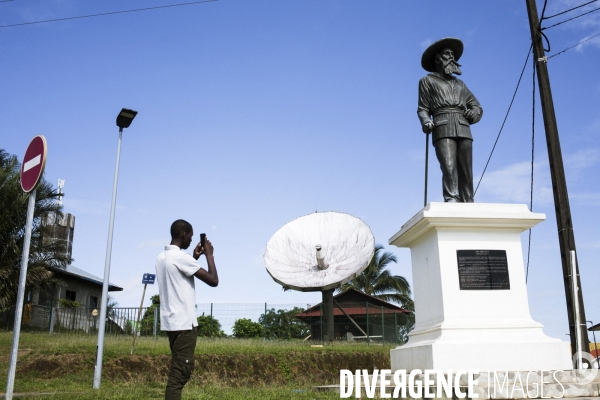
[0,149,71,311]
[338,244,413,311]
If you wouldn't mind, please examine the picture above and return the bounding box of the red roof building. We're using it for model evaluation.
[295,288,411,343]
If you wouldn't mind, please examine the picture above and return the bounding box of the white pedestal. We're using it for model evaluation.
[389,203,571,371]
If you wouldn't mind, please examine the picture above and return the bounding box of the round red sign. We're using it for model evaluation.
[20,135,47,193]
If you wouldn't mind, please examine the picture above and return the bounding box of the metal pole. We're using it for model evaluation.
[366,302,370,346]
[48,298,54,334]
[94,128,124,389]
[319,303,323,344]
[153,307,158,338]
[263,302,266,341]
[210,303,213,339]
[381,306,385,344]
[570,251,582,368]
[394,312,398,345]
[322,289,334,343]
[587,321,600,369]
[424,133,430,207]
[6,189,36,400]
[525,0,590,360]
[130,283,147,355]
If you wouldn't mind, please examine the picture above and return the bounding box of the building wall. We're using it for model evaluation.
[37,274,103,309]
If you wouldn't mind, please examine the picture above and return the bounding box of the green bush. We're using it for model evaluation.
[232,318,264,338]
[197,314,225,337]
[58,299,81,308]
[259,307,310,339]
[140,294,160,335]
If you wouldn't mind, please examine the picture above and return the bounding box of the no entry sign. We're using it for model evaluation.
[7,135,48,399]
[20,135,47,193]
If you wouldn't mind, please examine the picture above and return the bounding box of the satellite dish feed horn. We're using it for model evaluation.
[264,212,375,342]
[315,245,328,270]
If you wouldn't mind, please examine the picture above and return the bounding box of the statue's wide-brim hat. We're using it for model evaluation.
[421,37,464,72]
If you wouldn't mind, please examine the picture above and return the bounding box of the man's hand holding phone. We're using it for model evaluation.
[193,233,212,260]
[192,233,218,287]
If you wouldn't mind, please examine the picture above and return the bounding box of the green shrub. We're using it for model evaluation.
[197,314,225,337]
[232,318,264,338]
[259,307,310,339]
[58,299,81,308]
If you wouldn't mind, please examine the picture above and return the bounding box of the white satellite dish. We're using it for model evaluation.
[264,211,375,341]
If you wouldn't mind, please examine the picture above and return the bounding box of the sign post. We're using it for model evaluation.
[6,136,47,400]
[130,273,155,355]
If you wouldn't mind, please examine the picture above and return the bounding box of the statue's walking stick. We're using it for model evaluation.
[424,132,430,207]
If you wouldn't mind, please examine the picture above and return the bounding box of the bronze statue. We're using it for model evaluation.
[418,38,483,203]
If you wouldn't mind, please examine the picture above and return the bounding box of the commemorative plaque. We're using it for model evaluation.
[457,250,510,290]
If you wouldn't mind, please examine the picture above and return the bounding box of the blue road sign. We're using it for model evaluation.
[142,273,156,285]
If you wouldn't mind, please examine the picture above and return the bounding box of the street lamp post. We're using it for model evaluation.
[93,108,137,389]
[587,321,600,370]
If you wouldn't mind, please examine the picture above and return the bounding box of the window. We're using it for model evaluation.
[65,290,76,301]
[89,296,98,309]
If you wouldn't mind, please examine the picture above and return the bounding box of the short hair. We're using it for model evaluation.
[170,219,192,239]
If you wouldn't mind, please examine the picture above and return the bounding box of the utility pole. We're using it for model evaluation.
[525,0,590,362]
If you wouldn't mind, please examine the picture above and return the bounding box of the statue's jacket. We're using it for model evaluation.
[417,72,483,144]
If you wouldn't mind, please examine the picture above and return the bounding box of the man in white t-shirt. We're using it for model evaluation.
[155,219,219,400]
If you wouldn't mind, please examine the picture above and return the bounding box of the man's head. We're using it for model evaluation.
[170,219,193,249]
[435,47,462,76]
[421,37,464,73]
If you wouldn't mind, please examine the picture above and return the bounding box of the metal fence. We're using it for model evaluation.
[3,305,158,337]
[6,302,412,344]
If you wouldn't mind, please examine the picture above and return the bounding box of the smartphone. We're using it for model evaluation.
[200,233,206,249]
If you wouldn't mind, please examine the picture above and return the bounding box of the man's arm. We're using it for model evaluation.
[417,77,435,133]
[193,238,219,287]
[463,85,483,124]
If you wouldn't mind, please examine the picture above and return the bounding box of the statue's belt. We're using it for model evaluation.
[432,107,465,117]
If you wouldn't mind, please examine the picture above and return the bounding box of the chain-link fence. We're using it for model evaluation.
[4,301,413,344]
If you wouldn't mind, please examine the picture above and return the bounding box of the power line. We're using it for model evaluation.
[542,0,598,20]
[474,45,533,196]
[548,31,600,58]
[526,55,536,284]
[542,5,600,30]
[0,0,218,29]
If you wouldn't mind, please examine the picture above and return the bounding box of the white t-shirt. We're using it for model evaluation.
[155,245,201,331]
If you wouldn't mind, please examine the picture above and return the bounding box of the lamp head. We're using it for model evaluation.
[116,108,138,129]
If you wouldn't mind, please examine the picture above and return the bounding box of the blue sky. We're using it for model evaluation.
[1,0,599,339]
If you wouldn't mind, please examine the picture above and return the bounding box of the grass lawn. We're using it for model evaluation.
[0,332,393,399]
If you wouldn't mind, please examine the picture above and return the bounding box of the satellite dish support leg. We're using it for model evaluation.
[322,289,335,343]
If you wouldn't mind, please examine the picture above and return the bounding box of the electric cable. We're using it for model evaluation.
[542,0,598,20]
[542,5,600,30]
[540,0,549,21]
[474,45,533,196]
[0,0,218,28]
[548,32,600,58]
[526,56,536,284]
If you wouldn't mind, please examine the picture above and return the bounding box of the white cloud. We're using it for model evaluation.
[569,191,600,206]
[574,34,600,52]
[565,148,600,170]
[475,160,553,205]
